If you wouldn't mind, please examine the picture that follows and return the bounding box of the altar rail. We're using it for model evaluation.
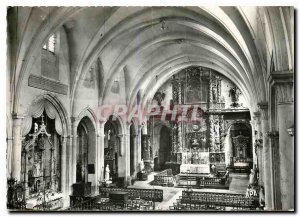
[99,187,163,202]
[153,169,175,187]
[180,191,259,209]
[32,197,63,211]
[197,177,223,186]
[69,195,97,211]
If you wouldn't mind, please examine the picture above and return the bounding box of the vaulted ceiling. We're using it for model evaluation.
[7,6,293,116]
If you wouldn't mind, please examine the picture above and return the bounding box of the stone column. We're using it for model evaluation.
[60,135,69,207]
[267,131,281,210]
[97,122,105,183]
[118,132,130,183]
[258,102,273,210]
[71,118,79,185]
[270,71,294,210]
[132,133,139,175]
[11,115,24,182]
[276,83,294,210]
[66,135,73,196]
[23,149,29,197]
[249,120,257,169]
[137,125,142,171]
[253,111,263,186]
[124,125,131,180]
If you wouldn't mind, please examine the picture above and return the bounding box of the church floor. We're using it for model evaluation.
[130,172,250,211]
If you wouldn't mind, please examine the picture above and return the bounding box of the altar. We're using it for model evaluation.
[180,164,210,174]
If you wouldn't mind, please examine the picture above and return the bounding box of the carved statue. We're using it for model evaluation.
[139,159,145,171]
[33,161,41,177]
[212,87,217,101]
[249,169,255,185]
[104,164,110,182]
[192,139,199,147]
[34,123,39,133]
[249,169,258,186]
[229,86,241,107]
[107,129,111,140]
[153,91,166,106]
[211,164,216,173]
[259,186,265,208]
[214,121,220,139]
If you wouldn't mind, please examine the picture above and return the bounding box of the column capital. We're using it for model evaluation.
[61,135,71,139]
[258,102,268,120]
[118,134,125,138]
[12,113,24,120]
[70,117,80,126]
[268,70,293,86]
[12,114,24,126]
[268,70,294,104]
[98,120,107,126]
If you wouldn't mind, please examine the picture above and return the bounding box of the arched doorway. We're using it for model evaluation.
[225,123,253,172]
[159,126,172,170]
[20,94,69,199]
[230,123,252,160]
[104,116,123,184]
[76,117,96,187]
[22,111,62,196]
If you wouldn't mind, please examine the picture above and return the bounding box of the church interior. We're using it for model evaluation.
[6,6,294,211]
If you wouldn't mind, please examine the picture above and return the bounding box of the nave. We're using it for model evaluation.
[65,171,259,211]
[6,6,294,212]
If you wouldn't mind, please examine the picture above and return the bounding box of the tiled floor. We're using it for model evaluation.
[131,172,250,210]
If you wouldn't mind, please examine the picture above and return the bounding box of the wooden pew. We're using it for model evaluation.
[99,187,163,202]
[179,191,259,210]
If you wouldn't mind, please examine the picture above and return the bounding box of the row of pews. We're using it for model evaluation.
[69,196,155,211]
[169,191,259,211]
[99,187,163,202]
[69,187,162,211]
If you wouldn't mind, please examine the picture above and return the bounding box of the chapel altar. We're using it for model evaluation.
[149,66,251,176]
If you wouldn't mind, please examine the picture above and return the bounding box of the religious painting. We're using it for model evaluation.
[184,68,209,104]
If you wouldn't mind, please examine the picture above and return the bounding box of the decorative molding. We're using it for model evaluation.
[268,70,294,104]
[28,75,68,95]
[268,70,294,86]
[12,114,24,120]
